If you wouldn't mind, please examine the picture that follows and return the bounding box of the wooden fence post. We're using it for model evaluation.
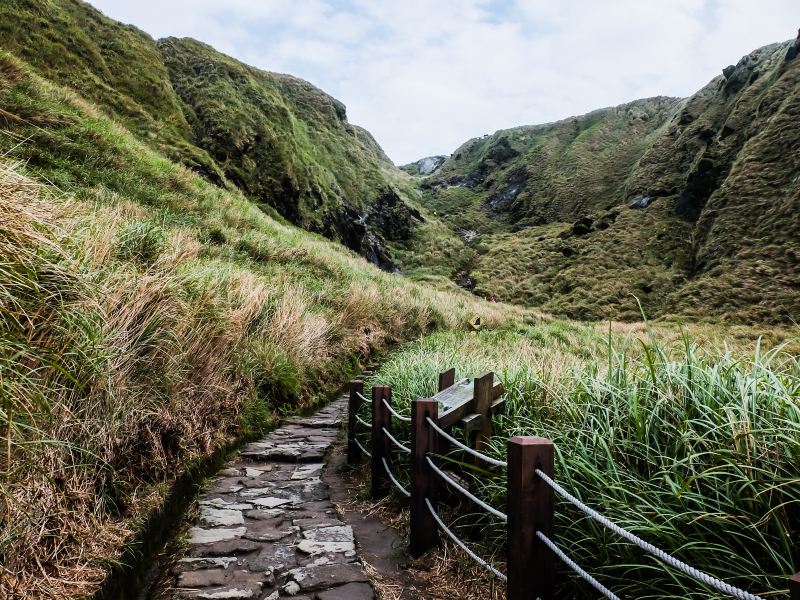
[507,436,554,600]
[347,380,364,464]
[790,572,800,600]
[436,369,455,457]
[371,385,392,499]
[474,372,494,450]
[410,397,439,557]
[438,368,455,392]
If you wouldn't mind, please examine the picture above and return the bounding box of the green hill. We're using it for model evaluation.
[0,0,461,272]
[0,5,508,596]
[411,38,800,323]
[0,5,798,595]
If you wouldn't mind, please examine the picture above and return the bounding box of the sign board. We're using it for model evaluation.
[468,315,482,331]
[433,378,474,427]
[432,374,506,429]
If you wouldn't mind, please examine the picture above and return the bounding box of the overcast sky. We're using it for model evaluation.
[89,0,799,164]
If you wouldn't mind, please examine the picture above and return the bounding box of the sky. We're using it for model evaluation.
[88,0,800,165]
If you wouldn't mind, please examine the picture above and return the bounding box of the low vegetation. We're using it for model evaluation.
[1,3,798,599]
[0,51,522,598]
[368,323,800,599]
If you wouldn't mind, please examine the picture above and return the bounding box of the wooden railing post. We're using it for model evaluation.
[436,369,455,457]
[371,385,391,499]
[474,372,494,450]
[347,380,364,464]
[507,436,554,600]
[438,368,455,391]
[410,397,439,557]
[790,572,800,600]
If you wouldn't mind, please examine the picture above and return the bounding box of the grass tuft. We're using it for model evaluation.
[370,324,800,599]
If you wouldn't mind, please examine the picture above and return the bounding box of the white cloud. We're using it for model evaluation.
[89,0,800,164]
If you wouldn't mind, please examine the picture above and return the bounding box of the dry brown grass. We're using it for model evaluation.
[0,160,528,598]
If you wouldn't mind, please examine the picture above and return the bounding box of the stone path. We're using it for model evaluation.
[171,390,374,600]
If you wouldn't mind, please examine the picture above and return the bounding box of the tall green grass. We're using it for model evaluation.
[0,52,526,596]
[369,326,800,599]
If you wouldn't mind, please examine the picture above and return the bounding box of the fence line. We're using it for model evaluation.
[382,457,410,497]
[354,437,371,458]
[426,455,507,521]
[425,498,508,582]
[382,397,411,422]
[382,426,411,454]
[346,370,795,600]
[536,531,620,600]
[426,417,507,468]
[535,468,766,600]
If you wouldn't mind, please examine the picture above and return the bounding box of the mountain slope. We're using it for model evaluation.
[0,0,460,271]
[412,37,800,323]
[157,37,429,268]
[421,96,680,233]
[0,43,515,597]
[0,0,225,179]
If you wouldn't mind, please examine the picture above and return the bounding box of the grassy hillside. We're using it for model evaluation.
[0,49,521,598]
[366,324,800,599]
[157,37,445,268]
[423,96,680,232]
[0,0,224,180]
[0,0,464,272]
[411,38,800,323]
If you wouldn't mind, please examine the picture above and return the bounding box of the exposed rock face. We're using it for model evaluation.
[628,194,653,209]
[414,155,447,175]
[786,30,800,61]
[367,188,425,242]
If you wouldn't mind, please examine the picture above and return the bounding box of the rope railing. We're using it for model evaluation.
[426,455,507,521]
[382,427,411,454]
[382,457,410,497]
[426,417,507,468]
[536,531,620,600]
[354,437,371,458]
[382,397,411,422]
[425,498,507,582]
[348,374,789,600]
[535,468,766,600]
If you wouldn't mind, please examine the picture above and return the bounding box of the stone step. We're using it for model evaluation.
[172,387,375,600]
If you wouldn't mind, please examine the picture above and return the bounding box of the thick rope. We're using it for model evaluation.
[355,415,371,429]
[382,457,410,497]
[354,438,371,458]
[382,397,411,422]
[536,531,620,600]
[425,498,507,582]
[426,456,507,521]
[355,391,370,403]
[382,427,411,454]
[535,469,766,600]
[426,417,507,468]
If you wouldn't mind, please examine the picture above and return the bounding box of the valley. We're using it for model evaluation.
[0,2,797,599]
